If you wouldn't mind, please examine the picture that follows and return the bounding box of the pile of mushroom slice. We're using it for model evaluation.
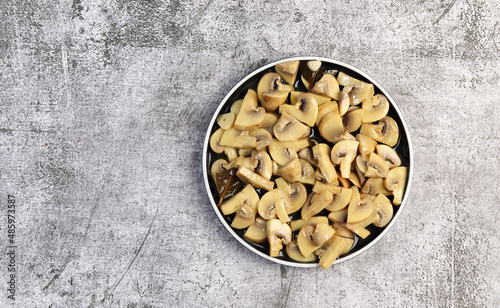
[209,60,408,270]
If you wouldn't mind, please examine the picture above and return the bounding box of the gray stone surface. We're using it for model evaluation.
[0,0,499,307]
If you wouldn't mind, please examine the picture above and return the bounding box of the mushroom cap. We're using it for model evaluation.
[360,116,399,147]
[301,190,333,220]
[347,194,374,224]
[220,184,259,216]
[361,177,392,196]
[312,223,336,247]
[371,194,393,227]
[317,235,349,270]
[311,73,340,100]
[261,113,280,134]
[258,189,284,220]
[273,112,310,142]
[216,112,235,130]
[244,217,268,243]
[234,89,265,131]
[362,94,390,123]
[330,140,359,178]
[318,111,344,143]
[231,194,259,229]
[279,93,318,127]
[342,108,364,133]
[290,216,329,232]
[297,159,315,185]
[298,147,317,167]
[325,187,352,212]
[209,128,226,153]
[275,61,300,86]
[230,99,243,114]
[384,166,407,205]
[261,90,290,112]
[376,144,402,168]
[337,90,350,116]
[251,150,273,180]
[257,72,293,103]
[364,152,390,178]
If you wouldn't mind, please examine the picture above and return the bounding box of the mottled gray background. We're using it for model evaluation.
[0,0,499,307]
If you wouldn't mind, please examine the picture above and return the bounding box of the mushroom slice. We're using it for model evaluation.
[220,184,259,215]
[298,147,317,167]
[371,194,394,227]
[210,158,229,182]
[244,217,267,243]
[312,143,338,183]
[337,72,373,105]
[318,235,349,270]
[316,101,339,127]
[312,181,341,194]
[232,193,260,229]
[362,94,390,123]
[325,187,352,212]
[278,157,302,183]
[234,89,265,131]
[330,140,359,178]
[275,60,300,86]
[342,108,364,133]
[261,113,280,134]
[332,222,354,239]
[219,128,257,149]
[290,91,331,106]
[251,151,273,180]
[297,159,315,185]
[261,90,289,112]
[257,189,287,222]
[297,225,318,257]
[279,93,318,127]
[356,133,378,160]
[376,144,401,168]
[290,216,329,232]
[360,116,399,147]
[210,128,226,153]
[267,219,292,257]
[301,190,333,220]
[238,148,253,157]
[286,240,317,262]
[311,73,340,100]
[318,111,344,143]
[275,177,307,214]
[225,148,238,162]
[385,166,407,205]
[230,99,243,114]
[257,72,294,103]
[364,152,390,178]
[217,113,235,130]
[337,169,351,188]
[250,128,272,151]
[338,222,370,239]
[340,130,357,141]
[273,112,310,142]
[328,208,348,224]
[347,194,374,224]
[361,178,392,196]
[236,166,274,191]
[355,155,367,185]
[269,138,310,166]
[337,89,350,116]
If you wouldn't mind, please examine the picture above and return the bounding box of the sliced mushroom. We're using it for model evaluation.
[258,189,287,221]
[268,138,310,166]
[230,99,243,114]
[236,166,274,191]
[342,108,364,132]
[361,178,392,196]
[337,169,351,188]
[273,112,310,142]
[330,140,359,178]
[325,187,352,212]
[298,147,317,167]
[232,193,260,229]
[328,208,348,224]
[312,181,341,194]
[318,111,344,143]
[290,91,331,106]
[210,128,226,153]
[311,73,340,100]
[275,177,307,214]
[279,93,318,127]
[355,155,368,184]
[250,128,272,151]
[362,94,389,123]
[340,130,357,141]
[316,101,339,126]
[336,72,373,105]
[216,112,235,130]
[275,60,300,86]
[385,166,407,205]
[210,158,229,182]
[225,148,238,161]
[301,190,333,220]
[257,72,294,103]
[317,235,349,270]
[267,219,292,257]
[312,143,338,183]
[261,90,290,112]
[356,133,378,160]
[233,89,265,131]
[261,113,280,134]
[332,222,354,239]
[290,216,329,232]
[297,225,319,257]
[338,221,370,239]
[219,128,257,149]
[376,144,401,168]
[297,159,315,185]
[238,148,253,157]
[244,217,267,243]
[286,240,317,262]
[360,116,399,147]
[337,89,350,116]
[347,192,374,224]
[278,157,302,183]
[220,184,259,216]
[371,194,394,227]
[348,171,362,188]
[251,150,273,180]
[364,152,390,178]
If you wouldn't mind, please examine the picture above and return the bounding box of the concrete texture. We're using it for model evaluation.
[0,0,499,307]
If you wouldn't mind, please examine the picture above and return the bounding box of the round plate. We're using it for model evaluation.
[202,57,413,267]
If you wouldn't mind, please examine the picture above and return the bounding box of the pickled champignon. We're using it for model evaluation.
[273,112,310,142]
[297,224,335,257]
[337,72,374,105]
[330,140,359,179]
[385,166,407,205]
[325,187,352,212]
[244,217,267,243]
[364,152,390,178]
[230,99,243,114]
[342,107,364,133]
[233,89,265,131]
[316,100,339,126]
[371,194,393,227]
[362,94,390,123]
[220,184,259,216]
[250,128,272,151]
[361,178,392,196]
[210,128,226,154]
[275,60,300,86]
[216,113,235,130]
[298,159,315,185]
[286,239,317,262]
[261,113,280,134]
[261,90,290,112]
[236,166,274,191]
[269,138,310,166]
[258,189,289,223]
[275,177,307,215]
[210,158,229,182]
[301,190,333,220]
[267,219,292,257]
[290,216,329,232]
[251,150,273,180]
[318,111,344,143]
[277,157,302,183]
[360,116,399,147]
[279,93,318,127]
[257,72,294,103]
[317,235,349,270]
[376,144,401,168]
[347,190,374,224]
[356,133,378,160]
[311,73,340,100]
[312,143,338,183]
[337,89,350,116]
[298,147,317,167]
[219,128,257,149]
